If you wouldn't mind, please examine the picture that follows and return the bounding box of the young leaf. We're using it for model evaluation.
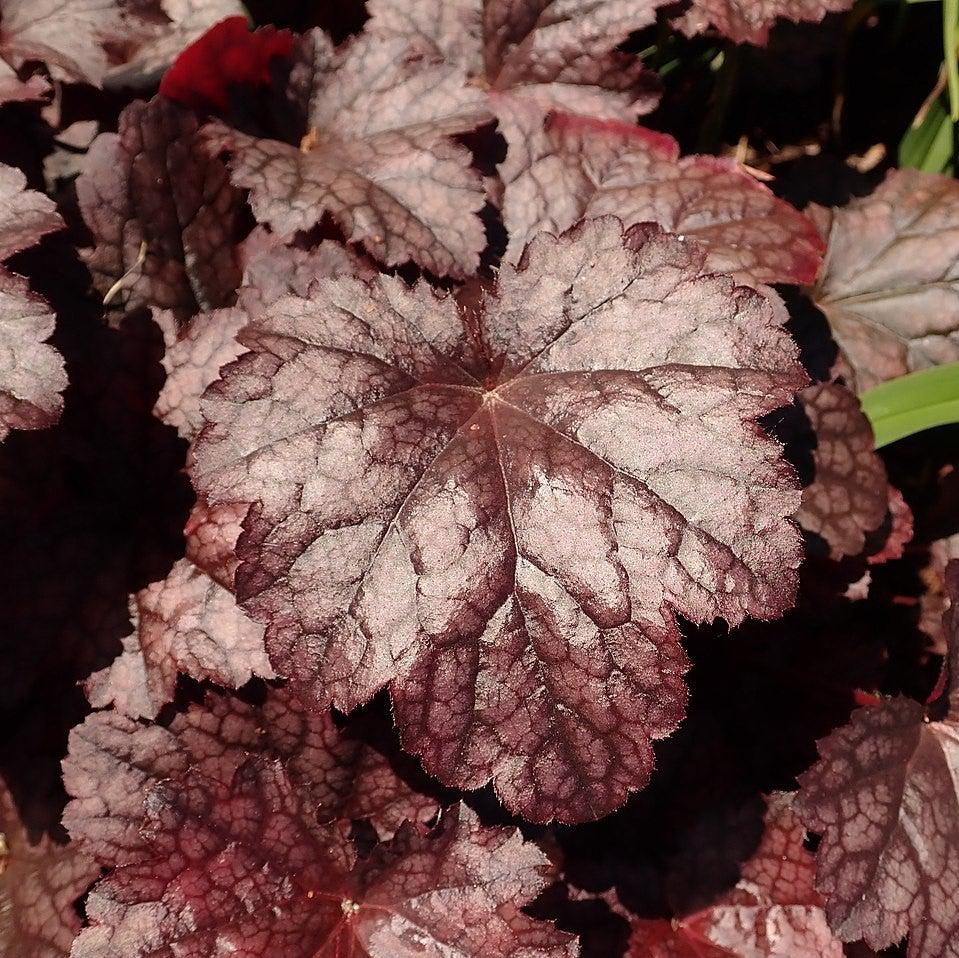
[205,28,490,277]
[64,686,440,859]
[795,382,891,560]
[190,217,807,823]
[0,163,66,443]
[497,103,824,282]
[628,794,843,957]
[157,15,293,112]
[796,562,959,958]
[675,0,854,46]
[78,96,243,324]
[71,762,573,958]
[0,780,99,958]
[811,169,959,391]
[366,0,666,118]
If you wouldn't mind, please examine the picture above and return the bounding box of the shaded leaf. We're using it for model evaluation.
[64,686,440,855]
[206,28,490,277]
[812,169,959,391]
[628,794,843,957]
[0,779,99,958]
[795,382,890,560]
[190,216,806,823]
[72,763,573,958]
[497,104,823,283]
[796,563,959,958]
[78,96,243,324]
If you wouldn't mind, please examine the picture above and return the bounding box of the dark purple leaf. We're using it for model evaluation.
[64,686,440,855]
[796,564,959,958]
[795,382,890,560]
[72,761,573,958]
[78,96,243,324]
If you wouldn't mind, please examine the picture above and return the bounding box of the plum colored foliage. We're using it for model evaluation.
[5,5,959,958]
[796,563,959,958]
[496,104,825,283]
[191,216,806,823]
[812,169,959,391]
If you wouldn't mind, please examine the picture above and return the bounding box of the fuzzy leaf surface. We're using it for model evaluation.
[498,104,823,282]
[207,29,489,277]
[63,686,439,858]
[796,564,959,957]
[191,217,807,823]
[78,96,242,324]
[812,169,959,390]
[628,794,843,957]
[72,762,572,958]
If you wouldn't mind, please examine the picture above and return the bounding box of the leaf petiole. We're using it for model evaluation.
[860,362,959,447]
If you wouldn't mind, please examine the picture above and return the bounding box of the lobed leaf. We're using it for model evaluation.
[366,0,666,118]
[812,169,959,391]
[206,29,490,277]
[796,563,959,958]
[0,164,66,443]
[795,382,890,560]
[64,685,440,859]
[190,217,807,823]
[78,96,243,324]
[71,761,572,958]
[497,103,824,284]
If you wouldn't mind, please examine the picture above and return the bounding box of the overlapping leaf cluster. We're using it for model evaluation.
[1,3,959,958]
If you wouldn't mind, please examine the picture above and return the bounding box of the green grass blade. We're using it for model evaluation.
[860,362,959,446]
[945,0,959,120]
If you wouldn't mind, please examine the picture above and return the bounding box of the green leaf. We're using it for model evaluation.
[860,362,959,447]
[899,90,954,173]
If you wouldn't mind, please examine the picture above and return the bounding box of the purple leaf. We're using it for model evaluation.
[190,217,807,823]
[498,103,824,283]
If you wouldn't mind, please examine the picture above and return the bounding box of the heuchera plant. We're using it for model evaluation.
[4,2,959,958]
